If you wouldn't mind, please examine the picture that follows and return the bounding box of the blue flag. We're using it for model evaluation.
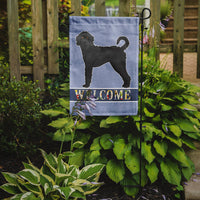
[70,16,139,116]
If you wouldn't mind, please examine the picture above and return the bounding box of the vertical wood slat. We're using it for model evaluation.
[197,0,200,78]
[119,0,130,16]
[95,0,106,16]
[71,0,81,16]
[149,0,160,61]
[7,0,21,80]
[173,0,185,77]
[47,0,59,74]
[32,0,44,89]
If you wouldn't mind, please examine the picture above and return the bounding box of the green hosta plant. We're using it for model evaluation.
[78,51,200,198]
[0,149,104,199]
[83,53,200,198]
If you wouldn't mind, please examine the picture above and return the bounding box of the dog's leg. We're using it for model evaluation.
[110,60,131,88]
[83,66,93,88]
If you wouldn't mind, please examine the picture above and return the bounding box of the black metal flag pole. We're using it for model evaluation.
[139,8,151,189]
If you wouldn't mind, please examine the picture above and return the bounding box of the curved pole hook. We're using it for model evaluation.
[141,8,151,20]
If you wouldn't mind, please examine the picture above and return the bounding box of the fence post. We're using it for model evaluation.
[197,0,200,78]
[32,0,45,89]
[71,0,81,16]
[7,0,21,81]
[47,0,59,74]
[173,0,185,77]
[119,0,130,16]
[149,0,160,61]
[95,0,106,16]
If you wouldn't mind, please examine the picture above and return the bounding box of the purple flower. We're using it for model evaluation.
[76,110,86,120]
[73,92,96,120]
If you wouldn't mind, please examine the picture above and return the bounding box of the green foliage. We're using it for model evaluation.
[0,150,104,199]
[19,27,33,66]
[39,50,200,198]
[0,64,42,155]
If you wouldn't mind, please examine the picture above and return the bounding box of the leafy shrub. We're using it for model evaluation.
[0,64,42,155]
[0,149,104,199]
[39,51,200,198]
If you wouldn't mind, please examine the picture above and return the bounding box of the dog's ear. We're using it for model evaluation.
[87,33,94,43]
[76,34,81,45]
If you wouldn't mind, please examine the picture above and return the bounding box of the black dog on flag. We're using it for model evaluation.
[76,31,131,88]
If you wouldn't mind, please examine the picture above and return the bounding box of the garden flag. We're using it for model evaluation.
[69,16,139,116]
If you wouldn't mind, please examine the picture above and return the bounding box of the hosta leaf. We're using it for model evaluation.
[53,130,71,141]
[21,192,37,200]
[41,150,57,173]
[160,103,172,111]
[57,154,66,174]
[184,132,200,140]
[0,183,20,194]
[177,103,197,111]
[153,140,168,157]
[144,107,155,118]
[9,193,23,200]
[76,120,92,130]
[100,119,109,128]
[100,134,113,150]
[182,158,195,180]
[40,109,66,117]
[182,136,196,150]
[160,159,181,185]
[18,169,40,185]
[73,141,84,149]
[167,82,185,93]
[90,137,101,151]
[69,149,85,167]
[168,125,182,137]
[168,147,190,167]
[165,135,182,147]
[120,177,139,197]
[85,150,100,164]
[54,186,75,199]
[176,119,199,133]
[105,116,123,124]
[79,164,104,181]
[2,172,18,184]
[113,139,128,160]
[23,183,41,194]
[125,151,140,174]
[142,143,155,164]
[184,95,200,105]
[49,118,72,129]
[145,162,159,183]
[55,173,71,185]
[40,174,53,194]
[58,98,69,109]
[106,160,125,183]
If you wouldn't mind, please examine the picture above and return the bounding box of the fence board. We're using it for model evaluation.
[119,0,130,16]
[71,0,81,16]
[197,0,200,78]
[173,0,185,77]
[47,0,59,74]
[7,0,21,80]
[150,0,160,61]
[32,0,45,88]
[95,0,106,16]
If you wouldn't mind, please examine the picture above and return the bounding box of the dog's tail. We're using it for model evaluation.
[117,36,129,50]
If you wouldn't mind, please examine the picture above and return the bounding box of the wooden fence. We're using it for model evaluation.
[7,0,200,88]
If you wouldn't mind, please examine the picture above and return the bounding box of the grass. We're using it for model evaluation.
[105,0,145,7]
[105,0,119,7]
